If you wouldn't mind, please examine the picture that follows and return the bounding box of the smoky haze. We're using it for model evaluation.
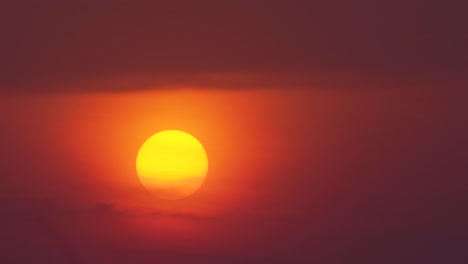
[0,0,467,92]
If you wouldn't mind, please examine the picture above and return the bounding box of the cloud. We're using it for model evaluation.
[0,199,218,262]
[0,199,81,263]
[149,210,218,221]
[91,202,217,222]
[93,202,116,214]
[1,1,466,93]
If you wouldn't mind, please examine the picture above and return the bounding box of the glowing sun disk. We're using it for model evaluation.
[136,130,208,200]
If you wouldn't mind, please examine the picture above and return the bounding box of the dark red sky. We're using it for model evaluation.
[1,0,467,91]
[0,1,467,263]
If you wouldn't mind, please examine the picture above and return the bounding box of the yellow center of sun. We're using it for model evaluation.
[136,130,208,200]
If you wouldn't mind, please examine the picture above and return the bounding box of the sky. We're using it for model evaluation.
[0,1,467,263]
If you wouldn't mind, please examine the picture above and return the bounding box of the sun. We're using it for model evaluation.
[136,130,208,200]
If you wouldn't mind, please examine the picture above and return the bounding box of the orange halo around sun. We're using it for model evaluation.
[136,130,208,200]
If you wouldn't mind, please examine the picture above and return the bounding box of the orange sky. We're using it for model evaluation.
[1,85,467,262]
[1,1,467,262]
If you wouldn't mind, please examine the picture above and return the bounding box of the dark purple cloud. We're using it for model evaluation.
[0,0,467,92]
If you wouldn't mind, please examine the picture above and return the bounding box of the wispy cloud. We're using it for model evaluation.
[1,1,466,94]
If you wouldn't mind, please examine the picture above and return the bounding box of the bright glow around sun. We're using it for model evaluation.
[136,130,208,200]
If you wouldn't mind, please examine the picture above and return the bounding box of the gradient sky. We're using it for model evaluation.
[0,1,467,263]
